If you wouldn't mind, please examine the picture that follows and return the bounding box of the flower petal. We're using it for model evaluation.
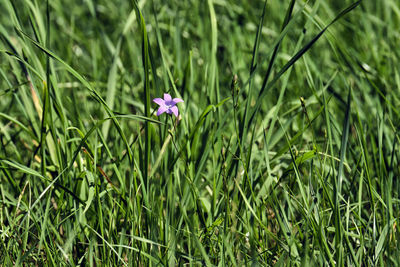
[163,93,172,101]
[153,98,165,106]
[172,98,184,103]
[170,106,179,117]
[157,106,168,116]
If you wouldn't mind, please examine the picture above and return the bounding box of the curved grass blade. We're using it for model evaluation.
[14,28,134,165]
[248,1,361,127]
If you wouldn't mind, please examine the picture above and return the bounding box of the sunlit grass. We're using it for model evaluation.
[0,0,399,265]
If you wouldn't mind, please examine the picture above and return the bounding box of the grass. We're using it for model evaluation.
[0,0,399,265]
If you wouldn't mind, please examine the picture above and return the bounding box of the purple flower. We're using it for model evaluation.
[153,93,184,117]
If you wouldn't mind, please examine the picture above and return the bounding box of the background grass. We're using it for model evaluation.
[1,0,399,265]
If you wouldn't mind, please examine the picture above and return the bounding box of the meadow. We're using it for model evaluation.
[0,0,399,265]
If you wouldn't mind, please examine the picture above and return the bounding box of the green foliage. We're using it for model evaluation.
[0,0,399,265]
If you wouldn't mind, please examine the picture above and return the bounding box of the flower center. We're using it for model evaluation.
[165,100,174,108]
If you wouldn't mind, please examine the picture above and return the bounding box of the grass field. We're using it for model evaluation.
[1,0,399,265]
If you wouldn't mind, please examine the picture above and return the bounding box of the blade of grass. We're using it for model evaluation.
[15,28,134,165]
[248,1,361,128]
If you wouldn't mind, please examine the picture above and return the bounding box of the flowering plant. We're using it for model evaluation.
[153,93,183,117]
